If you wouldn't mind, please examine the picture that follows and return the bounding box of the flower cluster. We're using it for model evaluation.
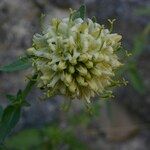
[27,15,123,103]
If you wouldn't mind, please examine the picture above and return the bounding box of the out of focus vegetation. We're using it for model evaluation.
[123,23,150,94]
[5,125,87,150]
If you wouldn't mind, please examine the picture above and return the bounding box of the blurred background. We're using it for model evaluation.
[0,0,150,149]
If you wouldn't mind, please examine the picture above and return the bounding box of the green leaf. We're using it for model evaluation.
[6,91,31,107]
[71,12,81,21]
[132,24,150,58]
[6,92,25,106]
[78,5,86,20]
[16,90,23,103]
[132,35,145,57]
[5,126,87,150]
[0,75,36,144]
[72,5,86,20]
[5,129,41,150]
[6,91,23,105]
[0,56,31,73]
[0,105,21,144]
[6,94,16,102]
[128,64,145,94]
[0,106,3,121]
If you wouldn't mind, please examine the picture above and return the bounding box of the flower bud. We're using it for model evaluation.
[78,54,88,62]
[87,79,98,91]
[78,22,88,32]
[77,65,87,76]
[40,75,50,84]
[68,81,77,93]
[90,67,102,76]
[52,18,61,28]
[51,64,58,71]
[69,57,77,65]
[57,61,66,71]
[76,76,87,86]
[68,65,75,74]
[47,75,59,88]
[27,47,36,55]
[85,61,93,68]
[62,73,72,86]
[85,72,92,80]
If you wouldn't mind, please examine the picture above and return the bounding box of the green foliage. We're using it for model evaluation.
[71,5,86,20]
[0,75,37,144]
[0,56,31,73]
[6,94,16,102]
[42,126,87,150]
[5,129,44,150]
[128,64,145,94]
[0,105,21,144]
[0,89,29,144]
[6,90,30,107]
[134,6,150,16]
[120,23,150,94]
[5,125,87,150]
[0,106,3,121]
[132,36,145,57]
[124,7,150,94]
[132,25,150,58]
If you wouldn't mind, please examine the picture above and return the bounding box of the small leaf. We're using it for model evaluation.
[16,90,23,102]
[78,5,86,20]
[128,64,145,94]
[71,12,80,21]
[6,94,16,102]
[71,5,86,20]
[0,105,21,143]
[0,56,31,73]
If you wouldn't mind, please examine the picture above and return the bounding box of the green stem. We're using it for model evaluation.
[22,74,37,99]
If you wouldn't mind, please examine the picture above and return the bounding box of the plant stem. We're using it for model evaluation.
[22,74,37,99]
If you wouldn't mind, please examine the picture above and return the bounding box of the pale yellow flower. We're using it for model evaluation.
[27,14,123,103]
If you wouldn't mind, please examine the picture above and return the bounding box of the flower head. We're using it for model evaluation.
[27,11,123,103]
